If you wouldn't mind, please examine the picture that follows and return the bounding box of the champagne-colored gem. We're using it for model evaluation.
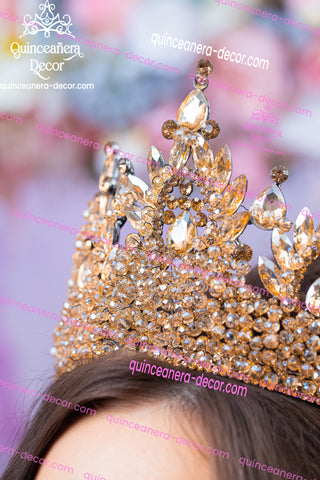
[125,204,144,230]
[166,195,178,210]
[191,197,205,211]
[167,211,197,253]
[126,233,141,248]
[293,208,314,257]
[201,120,220,139]
[161,120,178,139]
[306,278,320,317]
[177,89,209,131]
[148,146,167,182]
[192,135,214,177]
[163,210,176,224]
[151,175,164,191]
[145,189,159,205]
[211,145,232,193]
[178,196,192,210]
[217,211,249,244]
[276,218,292,233]
[101,246,118,280]
[99,156,119,193]
[197,58,213,76]
[179,178,193,196]
[160,165,173,182]
[258,256,284,298]
[233,243,253,261]
[121,174,151,206]
[193,236,207,251]
[249,184,286,230]
[169,140,190,170]
[194,212,207,227]
[272,228,295,271]
[216,174,247,221]
[77,253,93,288]
[142,206,155,223]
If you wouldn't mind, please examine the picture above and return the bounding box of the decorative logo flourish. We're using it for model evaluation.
[250,105,279,125]
[20,0,74,39]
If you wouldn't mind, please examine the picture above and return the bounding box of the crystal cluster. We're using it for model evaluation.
[52,60,320,402]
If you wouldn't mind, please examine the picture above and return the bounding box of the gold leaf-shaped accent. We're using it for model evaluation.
[258,256,284,298]
[120,174,152,206]
[169,140,190,170]
[192,135,214,178]
[99,156,119,193]
[215,174,247,221]
[217,211,249,244]
[148,146,167,182]
[211,145,232,193]
[125,204,144,230]
[293,208,314,256]
[167,211,197,253]
[177,89,209,131]
[249,184,286,230]
[306,277,320,317]
[271,228,295,271]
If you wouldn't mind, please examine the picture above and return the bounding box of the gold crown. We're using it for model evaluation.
[53,59,320,402]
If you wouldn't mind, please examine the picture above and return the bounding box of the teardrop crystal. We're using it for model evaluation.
[211,145,232,193]
[192,136,214,177]
[125,204,144,230]
[99,156,119,193]
[293,208,314,256]
[258,256,284,298]
[169,139,190,171]
[306,277,320,317]
[120,174,152,206]
[217,211,249,244]
[167,211,197,253]
[272,228,295,271]
[177,89,209,131]
[148,146,167,182]
[250,184,286,230]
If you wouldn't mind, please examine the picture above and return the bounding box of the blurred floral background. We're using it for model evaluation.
[1,0,320,471]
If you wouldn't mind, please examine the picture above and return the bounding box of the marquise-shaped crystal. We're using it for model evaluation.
[306,277,320,317]
[77,252,93,288]
[148,146,167,182]
[120,174,152,206]
[250,184,286,230]
[216,174,247,221]
[99,156,119,193]
[293,208,314,256]
[258,256,284,298]
[169,140,190,170]
[192,135,214,177]
[217,211,249,244]
[177,89,209,131]
[167,211,197,253]
[272,228,295,271]
[125,203,144,230]
[211,145,232,193]
[101,245,119,280]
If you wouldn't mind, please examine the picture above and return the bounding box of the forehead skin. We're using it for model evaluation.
[34,403,212,480]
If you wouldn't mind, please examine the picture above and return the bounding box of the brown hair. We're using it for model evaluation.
[2,351,319,479]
